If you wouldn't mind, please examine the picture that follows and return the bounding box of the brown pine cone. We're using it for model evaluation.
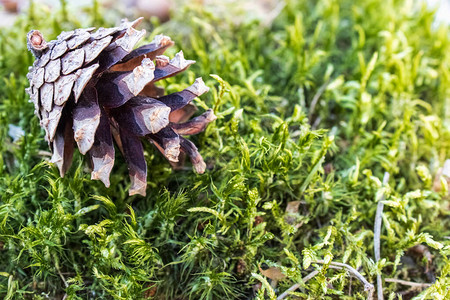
[26,18,216,196]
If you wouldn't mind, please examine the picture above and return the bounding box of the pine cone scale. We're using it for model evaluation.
[30,67,45,88]
[47,105,64,141]
[83,36,113,64]
[158,78,209,112]
[51,117,74,177]
[152,52,195,82]
[119,127,147,196]
[140,101,171,133]
[67,30,91,49]
[54,74,76,106]
[91,27,121,40]
[96,72,136,108]
[61,49,85,75]
[89,106,115,187]
[44,59,61,82]
[179,137,206,174]
[150,127,180,162]
[140,83,164,98]
[109,35,174,72]
[171,109,216,135]
[73,64,99,102]
[73,87,101,155]
[57,30,75,41]
[40,82,54,112]
[50,40,68,60]
[111,98,170,136]
[115,27,146,53]
[35,50,51,68]
[95,44,129,73]
[168,104,198,123]
[122,58,155,96]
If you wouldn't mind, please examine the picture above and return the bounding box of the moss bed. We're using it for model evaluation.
[0,0,449,299]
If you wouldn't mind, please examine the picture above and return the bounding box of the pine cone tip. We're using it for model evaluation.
[27,30,48,57]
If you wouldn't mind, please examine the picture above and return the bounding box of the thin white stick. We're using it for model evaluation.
[315,260,375,300]
[276,270,320,300]
[384,278,431,288]
[277,260,375,300]
[374,172,390,300]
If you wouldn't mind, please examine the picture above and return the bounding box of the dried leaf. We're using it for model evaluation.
[259,264,286,281]
[285,201,301,214]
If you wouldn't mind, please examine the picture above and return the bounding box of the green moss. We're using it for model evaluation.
[0,0,449,299]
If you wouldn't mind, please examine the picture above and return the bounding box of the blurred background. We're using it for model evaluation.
[0,0,291,27]
[1,0,447,28]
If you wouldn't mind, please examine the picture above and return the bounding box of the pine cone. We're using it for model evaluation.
[26,18,216,196]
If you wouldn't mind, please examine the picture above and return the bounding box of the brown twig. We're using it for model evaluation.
[384,278,431,288]
[276,270,320,300]
[374,172,390,300]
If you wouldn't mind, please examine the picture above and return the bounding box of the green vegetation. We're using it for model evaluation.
[0,0,449,299]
